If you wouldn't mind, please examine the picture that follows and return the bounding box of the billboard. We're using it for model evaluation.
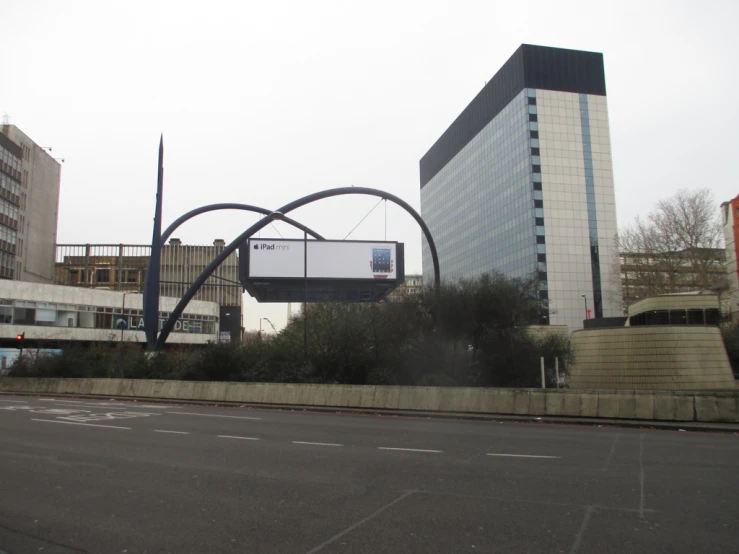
[248,239,398,280]
[240,239,404,303]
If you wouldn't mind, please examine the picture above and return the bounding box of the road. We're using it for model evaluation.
[0,394,737,554]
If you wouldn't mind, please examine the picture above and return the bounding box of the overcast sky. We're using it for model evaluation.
[2,0,737,332]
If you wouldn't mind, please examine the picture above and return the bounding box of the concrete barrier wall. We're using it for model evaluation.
[1,377,738,423]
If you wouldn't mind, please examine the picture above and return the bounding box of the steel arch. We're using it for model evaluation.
[155,187,441,349]
[144,204,325,347]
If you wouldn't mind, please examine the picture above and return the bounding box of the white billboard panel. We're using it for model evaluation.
[248,239,397,280]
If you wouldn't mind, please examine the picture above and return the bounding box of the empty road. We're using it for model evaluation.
[0,394,737,553]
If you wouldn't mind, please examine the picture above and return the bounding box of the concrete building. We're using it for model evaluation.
[54,239,243,342]
[0,125,61,283]
[387,274,422,302]
[620,248,726,311]
[721,196,739,320]
[420,44,622,333]
[568,292,734,390]
[0,280,219,350]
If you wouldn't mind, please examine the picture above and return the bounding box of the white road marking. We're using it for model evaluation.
[378,447,443,453]
[293,441,343,447]
[569,505,595,554]
[218,435,260,441]
[305,491,415,554]
[169,411,261,420]
[39,399,178,409]
[31,418,131,430]
[153,430,190,435]
[487,453,561,459]
[0,398,28,403]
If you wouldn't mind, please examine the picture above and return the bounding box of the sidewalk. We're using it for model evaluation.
[3,391,738,434]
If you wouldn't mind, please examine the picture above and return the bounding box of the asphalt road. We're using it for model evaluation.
[0,394,737,554]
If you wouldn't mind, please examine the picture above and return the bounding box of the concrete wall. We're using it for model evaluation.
[1,378,737,423]
[568,326,736,390]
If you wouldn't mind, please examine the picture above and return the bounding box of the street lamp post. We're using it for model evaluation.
[303,228,308,364]
[581,294,589,320]
[259,317,276,339]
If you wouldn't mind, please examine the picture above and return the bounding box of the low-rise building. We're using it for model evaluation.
[54,239,243,342]
[0,280,220,349]
[387,274,422,302]
[568,292,735,390]
[620,247,726,311]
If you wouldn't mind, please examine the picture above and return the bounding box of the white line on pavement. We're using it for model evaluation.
[293,441,343,447]
[40,399,84,403]
[0,399,27,403]
[39,399,180,409]
[218,435,260,441]
[487,453,561,459]
[153,430,190,435]
[378,447,443,453]
[31,418,131,430]
[169,412,262,420]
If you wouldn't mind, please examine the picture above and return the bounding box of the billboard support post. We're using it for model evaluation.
[303,229,308,363]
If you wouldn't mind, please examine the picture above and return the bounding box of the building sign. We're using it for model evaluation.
[112,316,210,334]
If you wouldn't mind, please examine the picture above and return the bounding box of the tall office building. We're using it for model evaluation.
[420,44,622,333]
[0,124,61,283]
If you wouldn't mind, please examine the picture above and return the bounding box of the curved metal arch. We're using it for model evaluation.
[144,204,326,347]
[155,187,441,349]
[160,203,326,246]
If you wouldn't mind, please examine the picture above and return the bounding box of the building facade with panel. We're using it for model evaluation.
[420,44,622,333]
[0,125,61,283]
[721,195,739,320]
[54,239,243,342]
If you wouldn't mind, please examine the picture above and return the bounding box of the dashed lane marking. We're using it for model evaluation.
[153,430,190,435]
[293,441,343,447]
[31,418,131,430]
[487,453,561,459]
[378,447,443,453]
[218,435,260,441]
[169,412,261,420]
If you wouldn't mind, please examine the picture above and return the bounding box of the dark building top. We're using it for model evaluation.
[0,130,22,159]
[419,44,607,188]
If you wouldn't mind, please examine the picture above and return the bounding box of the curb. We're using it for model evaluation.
[2,391,738,434]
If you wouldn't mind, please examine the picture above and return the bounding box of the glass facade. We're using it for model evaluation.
[0,138,21,280]
[579,93,603,318]
[419,45,623,333]
[421,89,536,283]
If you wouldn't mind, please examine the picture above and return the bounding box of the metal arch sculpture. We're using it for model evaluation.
[143,204,326,348]
[160,203,326,246]
[154,186,441,349]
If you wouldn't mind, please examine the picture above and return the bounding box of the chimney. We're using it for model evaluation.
[214,239,225,248]
[169,238,181,246]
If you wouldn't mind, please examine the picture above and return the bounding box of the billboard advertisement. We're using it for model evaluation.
[247,239,398,280]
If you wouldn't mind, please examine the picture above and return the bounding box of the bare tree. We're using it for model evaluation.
[619,189,726,305]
